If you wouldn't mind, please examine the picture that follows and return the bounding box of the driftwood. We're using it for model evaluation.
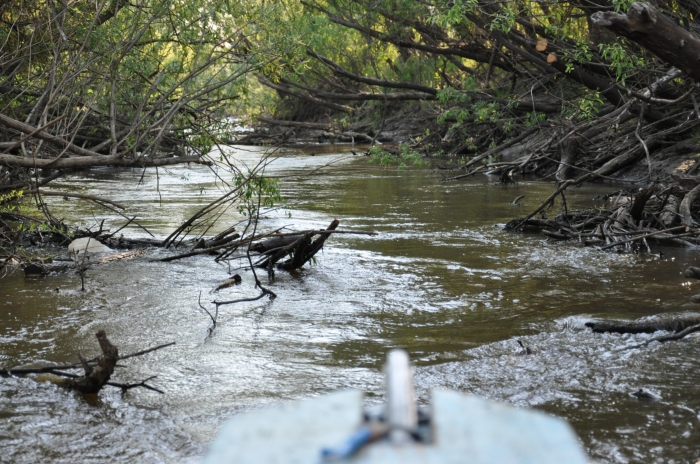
[22,248,150,277]
[586,315,700,334]
[0,332,173,394]
[213,274,242,292]
[256,219,341,275]
[64,330,119,394]
[506,182,700,251]
[158,227,373,263]
[250,234,304,253]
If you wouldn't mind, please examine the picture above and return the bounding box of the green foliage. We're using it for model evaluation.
[429,0,478,27]
[576,90,604,120]
[487,4,517,33]
[471,102,501,123]
[524,112,547,126]
[235,174,284,215]
[611,0,635,12]
[599,42,645,84]
[0,0,296,160]
[563,43,593,72]
[369,145,425,170]
[0,190,66,237]
[0,190,25,214]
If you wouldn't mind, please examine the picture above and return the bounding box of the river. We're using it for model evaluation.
[1,145,699,463]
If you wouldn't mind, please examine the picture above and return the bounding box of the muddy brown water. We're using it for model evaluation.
[1,146,700,463]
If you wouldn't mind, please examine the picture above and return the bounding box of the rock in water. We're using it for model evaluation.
[68,238,112,255]
[632,389,660,401]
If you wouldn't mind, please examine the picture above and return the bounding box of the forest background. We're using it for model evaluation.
[3,0,700,242]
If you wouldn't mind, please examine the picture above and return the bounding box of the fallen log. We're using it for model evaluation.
[22,248,150,276]
[63,330,119,394]
[586,315,700,334]
[629,185,656,222]
[258,219,341,274]
[0,334,173,394]
[0,113,104,158]
[0,153,202,169]
[251,234,304,253]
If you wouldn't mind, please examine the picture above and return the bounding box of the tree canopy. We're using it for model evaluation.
[3,1,700,184]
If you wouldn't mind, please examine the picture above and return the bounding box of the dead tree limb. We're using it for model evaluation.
[599,225,686,250]
[278,219,340,271]
[0,337,175,395]
[591,3,700,81]
[256,76,352,113]
[256,118,332,130]
[63,330,119,394]
[197,291,218,337]
[107,376,164,394]
[306,49,438,95]
[586,315,700,334]
[22,190,126,209]
[650,323,700,343]
[0,113,105,158]
[0,153,202,169]
[117,341,176,361]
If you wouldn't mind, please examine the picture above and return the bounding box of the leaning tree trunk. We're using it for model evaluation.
[591,3,700,81]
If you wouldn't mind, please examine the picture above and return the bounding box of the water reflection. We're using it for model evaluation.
[1,146,700,463]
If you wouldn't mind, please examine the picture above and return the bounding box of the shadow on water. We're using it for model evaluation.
[1,145,700,463]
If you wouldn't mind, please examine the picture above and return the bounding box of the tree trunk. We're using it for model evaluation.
[591,3,700,81]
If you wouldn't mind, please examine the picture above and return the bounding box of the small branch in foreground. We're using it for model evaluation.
[197,291,218,337]
[118,342,177,361]
[599,225,687,250]
[107,376,164,394]
[0,336,175,394]
[648,323,700,343]
[212,287,276,308]
[24,190,126,210]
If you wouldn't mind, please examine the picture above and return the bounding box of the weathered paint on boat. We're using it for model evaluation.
[205,389,589,463]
